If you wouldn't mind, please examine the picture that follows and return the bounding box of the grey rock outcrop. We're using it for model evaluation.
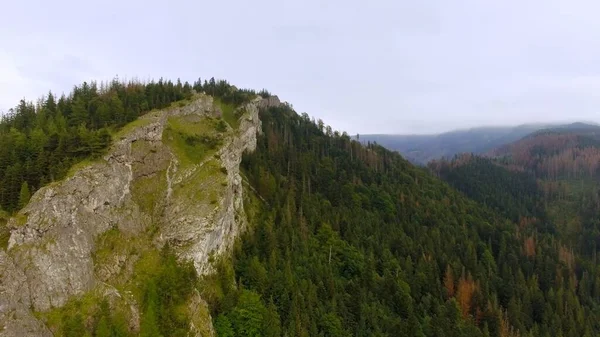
[159,97,263,274]
[0,94,274,336]
[256,95,281,109]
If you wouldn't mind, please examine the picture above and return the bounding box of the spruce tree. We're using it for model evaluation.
[18,181,30,209]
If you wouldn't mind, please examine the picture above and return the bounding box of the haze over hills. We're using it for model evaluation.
[360,122,600,164]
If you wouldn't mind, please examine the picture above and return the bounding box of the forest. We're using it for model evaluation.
[2,79,600,336]
[0,77,259,213]
[203,103,600,336]
[490,132,600,180]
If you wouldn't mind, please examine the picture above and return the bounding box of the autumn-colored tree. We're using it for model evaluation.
[524,235,536,257]
[444,265,455,298]
[457,272,478,319]
[499,310,520,337]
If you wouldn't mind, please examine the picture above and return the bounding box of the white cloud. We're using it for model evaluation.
[1,0,600,133]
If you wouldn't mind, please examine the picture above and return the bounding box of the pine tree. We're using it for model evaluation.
[18,181,30,209]
[140,282,162,337]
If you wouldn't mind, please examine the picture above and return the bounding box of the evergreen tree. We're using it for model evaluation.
[18,181,30,209]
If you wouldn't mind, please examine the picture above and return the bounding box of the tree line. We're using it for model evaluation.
[0,76,267,212]
[203,104,600,336]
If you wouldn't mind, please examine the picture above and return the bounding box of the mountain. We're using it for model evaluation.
[0,83,272,336]
[429,123,600,335]
[361,124,555,164]
[1,79,600,337]
[489,122,600,179]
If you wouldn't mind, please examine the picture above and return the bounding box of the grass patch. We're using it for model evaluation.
[129,249,162,301]
[43,291,99,332]
[163,115,224,168]
[131,138,155,154]
[170,97,194,109]
[131,171,167,217]
[66,158,99,178]
[39,289,131,337]
[94,228,135,265]
[47,236,199,336]
[214,98,239,130]
[92,227,148,285]
[173,159,225,204]
[14,213,28,227]
[112,115,156,140]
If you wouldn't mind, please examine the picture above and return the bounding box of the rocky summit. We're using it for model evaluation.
[0,94,280,336]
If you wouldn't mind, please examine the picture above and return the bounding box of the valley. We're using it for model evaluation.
[0,79,599,337]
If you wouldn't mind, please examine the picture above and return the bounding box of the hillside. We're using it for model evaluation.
[429,128,600,335]
[0,79,273,336]
[484,123,600,256]
[360,124,550,164]
[1,79,600,337]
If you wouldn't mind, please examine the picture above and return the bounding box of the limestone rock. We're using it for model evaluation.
[0,94,275,336]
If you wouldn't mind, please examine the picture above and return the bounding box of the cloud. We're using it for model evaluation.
[0,52,48,112]
[1,0,600,133]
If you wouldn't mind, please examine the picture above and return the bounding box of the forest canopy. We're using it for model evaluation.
[2,78,600,337]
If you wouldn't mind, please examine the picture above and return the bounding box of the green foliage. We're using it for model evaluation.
[0,210,9,249]
[94,316,111,337]
[0,76,259,213]
[215,98,240,130]
[430,155,551,231]
[137,245,198,337]
[205,103,600,337]
[17,181,30,209]
[140,281,163,337]
[216,119,229,132]
[10,78,600,337]
[0,79,193,212]
[42,294,130,337]
[62,313,87,337]
[215,315,235,337]
[163,116,222,168]
[213,289,280,337]
[229,290,267,336]
[195,77,257,107]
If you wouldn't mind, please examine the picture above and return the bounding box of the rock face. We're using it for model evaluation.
[257,95,281,109]
[159,97,264,274]
[0,95,274,336]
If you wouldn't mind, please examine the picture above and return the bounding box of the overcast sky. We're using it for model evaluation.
[1,0,600,134]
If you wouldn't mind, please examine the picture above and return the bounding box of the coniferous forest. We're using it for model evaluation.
[0,77,257,212]
[202,103,600,337]
[2,79,600,336]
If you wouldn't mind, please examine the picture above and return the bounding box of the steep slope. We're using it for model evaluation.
[489,123,600,179]
[428,148,600,335]
[484,124,600,256]
[360,123,550,164]
[204,104,600,337]
[429,154,548,227]
[0,93,278,336]
[3,79,600,337]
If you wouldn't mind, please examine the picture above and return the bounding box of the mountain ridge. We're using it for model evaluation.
[0,93,278,336]
[361,121,599,164]
[2,79,600,336]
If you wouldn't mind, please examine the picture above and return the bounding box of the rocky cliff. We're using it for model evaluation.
[0,94,279,336]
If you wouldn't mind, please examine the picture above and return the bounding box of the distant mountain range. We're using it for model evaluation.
[360,122,600,164]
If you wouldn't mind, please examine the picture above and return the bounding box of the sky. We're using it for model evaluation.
[1,0,600,135]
